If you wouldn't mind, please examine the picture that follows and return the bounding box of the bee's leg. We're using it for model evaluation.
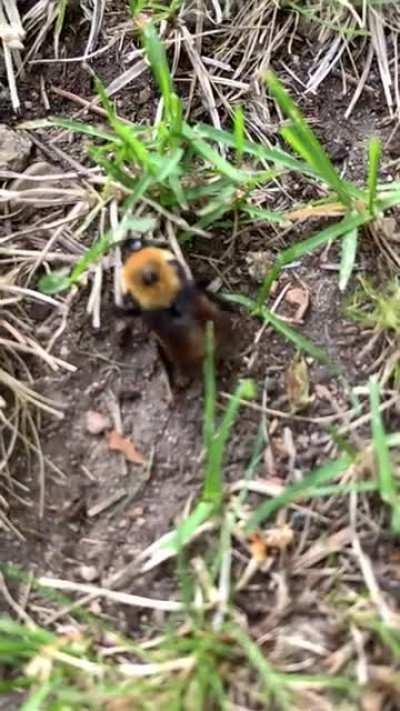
[113,292,142,318]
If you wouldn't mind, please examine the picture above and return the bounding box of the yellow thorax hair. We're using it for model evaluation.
[121,247,182,310]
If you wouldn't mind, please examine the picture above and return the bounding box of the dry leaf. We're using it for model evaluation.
[293,527,353,571]
[248,526,294,562]
[264,443,277,477]
[314,384,332,401]
[361,690,386,711]
[106,430,146,465]
[248,533,268,562]
[85,410,111,435]
[286,356,313,412]
[369,664,400,691]
[264,525,294,551]
[285,202,345,222]
[285,286,310,322]
[374,216,400,243]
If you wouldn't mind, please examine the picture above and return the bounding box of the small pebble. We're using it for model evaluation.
[129,506,144,519]
[85,410,111,435]
[79,565,99,582]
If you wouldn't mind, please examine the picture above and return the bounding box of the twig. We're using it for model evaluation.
[0,572,35,627]
[37,577,183,611]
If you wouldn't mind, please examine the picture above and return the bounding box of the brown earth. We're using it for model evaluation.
[1,4,400,672]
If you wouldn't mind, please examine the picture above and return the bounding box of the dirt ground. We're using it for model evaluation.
[1,3,400,677]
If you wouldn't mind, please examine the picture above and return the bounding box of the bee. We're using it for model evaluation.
[120,245,235,386]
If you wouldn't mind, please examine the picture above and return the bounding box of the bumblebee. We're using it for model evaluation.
[120,245,235,384]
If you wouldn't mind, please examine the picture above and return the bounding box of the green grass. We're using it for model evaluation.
[369,376,400,533]
[3,378,393,711]
[0,606,359,711]
[38,17,400,305]
[346,277,400,336]
[259,71,400,297]
[130,0,184,22]
[8,13,400,710]
[2,336,400,709]
[0,345,367,710]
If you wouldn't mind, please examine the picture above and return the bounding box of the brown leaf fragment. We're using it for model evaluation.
[248,525,294,562]
[106,430,146,465]
[292,689,336,711]
[264,524,294,551]
[248,533,268,562]
[285,202,345,222]
[314,384,332,401]
[286,356,313,412]
[285,286,310,322]
[374,216,400,243]
[85,410,111,435]
[293,527,352,572]
[324,640,354,674]
[361,690,386,711]
[369,664,400,693]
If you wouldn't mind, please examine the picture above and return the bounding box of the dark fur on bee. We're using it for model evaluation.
[119,246,235,387]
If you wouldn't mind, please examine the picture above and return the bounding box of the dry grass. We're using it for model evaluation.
[1,2,400,710]
[0,262,73,528]
[0,157,100,527]
[114,0,400,137]
[0,0,107,112]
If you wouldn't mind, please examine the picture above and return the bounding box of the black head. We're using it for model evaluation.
[141,265,160,287]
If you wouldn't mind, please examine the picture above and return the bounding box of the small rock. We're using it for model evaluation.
[245,250,273,283]
[79,565,99,582]
[129,506,144,519]
[85,410,111,435]
[137,86,152,105]
[89,601,102,616]
[0,124,31,172]
[28,301,53,322]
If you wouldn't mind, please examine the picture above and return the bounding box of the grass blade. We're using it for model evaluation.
[204,379,255,505]
[369,376,400,533]
[233,106,245,161]
[231,625,291,709]
[140,20,175,121]
[223,293,340,371]
[260,307,337,367]
[367,137,382,214]
[50,117,119,142]
[339,227,358,292]
[266,71,353,207]
[246,454,352,530]
[193,123,312,174]
[241,204,288,225]
[21,683,53,711]
[182,125,248,184]
[257,211,369,304]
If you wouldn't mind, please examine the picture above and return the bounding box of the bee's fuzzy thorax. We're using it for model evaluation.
[121,247,183,310]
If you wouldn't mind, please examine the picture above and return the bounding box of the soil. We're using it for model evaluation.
[1,2,400,673]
